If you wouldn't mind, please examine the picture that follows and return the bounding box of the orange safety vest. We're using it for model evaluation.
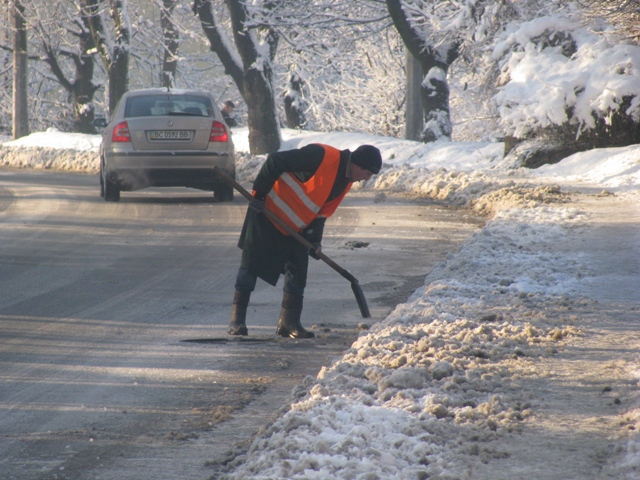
[263,144,351,235]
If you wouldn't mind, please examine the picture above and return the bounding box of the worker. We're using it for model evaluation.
[228,143,382,338]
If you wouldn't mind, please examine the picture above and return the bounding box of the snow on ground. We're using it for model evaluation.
[1,128,639,478]
[0,129,101,172]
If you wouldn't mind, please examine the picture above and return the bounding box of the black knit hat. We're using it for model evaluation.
[350,145,382,174]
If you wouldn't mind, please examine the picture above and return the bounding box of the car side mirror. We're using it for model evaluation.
[93,118,108,128]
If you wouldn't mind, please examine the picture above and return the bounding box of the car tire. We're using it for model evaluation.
[214,184,234,202]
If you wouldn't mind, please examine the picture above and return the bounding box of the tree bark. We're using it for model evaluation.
[386,0,459,143]
[284,72,306,129]
[106,0,129,113]
[161,0,179,88]
[12,0,28,139]
[41,12,100,134]
[83,0,130,114]
[193,0,281,154]
[405,50,422,141]
[243,65,280,153]
[421,66,452,142]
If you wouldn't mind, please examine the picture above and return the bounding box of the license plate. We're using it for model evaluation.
[149,130,191,140]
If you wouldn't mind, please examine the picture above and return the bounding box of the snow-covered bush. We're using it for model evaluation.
[492,11,640,147]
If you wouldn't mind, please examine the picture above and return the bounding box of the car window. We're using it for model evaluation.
[125,95,214,118]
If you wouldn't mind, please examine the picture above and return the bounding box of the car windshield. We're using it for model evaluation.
[125,94,213,118]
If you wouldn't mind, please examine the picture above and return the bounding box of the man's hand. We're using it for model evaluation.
[249,193,266,214]
[303,218,326,260]
[309,244,322,260]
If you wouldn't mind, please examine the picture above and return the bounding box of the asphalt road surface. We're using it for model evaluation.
[0,170,483,480]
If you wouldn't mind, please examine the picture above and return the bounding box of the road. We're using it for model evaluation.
[0,170,483,480]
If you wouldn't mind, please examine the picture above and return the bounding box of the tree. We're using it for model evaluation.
[33,1,101,133]
[497,1,640,150]
[160,0,179,88]
[405,51,423,141]
[0,0,230,132]
[12,0,29,139]
[193,0,280,154]
[383,0,521,143]
[269,0,405,137]
[283,71,306,129]
[81,0,130,114]
[579,0,640,41]
[385,0,461,142]
[0,9,9,134]
[192,0,404,149]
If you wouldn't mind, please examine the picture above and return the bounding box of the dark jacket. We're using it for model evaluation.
[239,144,352,285]
[221,111,237,127]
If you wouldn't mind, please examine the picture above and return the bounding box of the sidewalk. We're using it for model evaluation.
[469,191,640,479]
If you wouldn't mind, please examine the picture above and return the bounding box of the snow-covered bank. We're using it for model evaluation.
[0,130,101,172]
[2,129,639,478]
[225,131,640,479]
[3,126,639,201]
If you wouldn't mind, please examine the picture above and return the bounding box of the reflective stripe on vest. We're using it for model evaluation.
[265,144,342,235]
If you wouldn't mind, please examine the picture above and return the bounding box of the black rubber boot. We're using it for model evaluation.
[227,290,250,336]
[275,293,315,339]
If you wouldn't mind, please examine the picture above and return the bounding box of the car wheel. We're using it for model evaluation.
[214,184,234,202]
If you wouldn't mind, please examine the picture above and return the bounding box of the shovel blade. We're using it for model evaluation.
[351,281,371,318]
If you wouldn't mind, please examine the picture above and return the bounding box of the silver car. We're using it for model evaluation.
[95,88,235,202]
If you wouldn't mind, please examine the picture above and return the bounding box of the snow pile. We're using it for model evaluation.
[0,128,100,172]
[222,131,640,479]
[533,144,640,190]
[220,189,592,479]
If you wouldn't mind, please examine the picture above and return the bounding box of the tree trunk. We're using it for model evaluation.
[227,0,280,154]
[284,72,306,129]
[194,0,280,154]
[386,0,459,143]
[72,61,98,134]
[12,0,28,139]
[71,21,99,134]
[405,50,422,141]
[420,66,452,142]
[83,0,130,115]
[107,0,129,113]
[42,16,99,134]
[244,65,280,153]
[161,0,179,88]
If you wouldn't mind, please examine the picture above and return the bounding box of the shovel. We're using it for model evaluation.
[214,166,371,318]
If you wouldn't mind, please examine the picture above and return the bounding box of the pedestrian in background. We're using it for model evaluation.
[221,100,238,127]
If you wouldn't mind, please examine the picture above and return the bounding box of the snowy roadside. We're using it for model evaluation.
[2,129,640,478]
[217,189,640,479]
[224,133,640,479]
[0,130,101,172]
